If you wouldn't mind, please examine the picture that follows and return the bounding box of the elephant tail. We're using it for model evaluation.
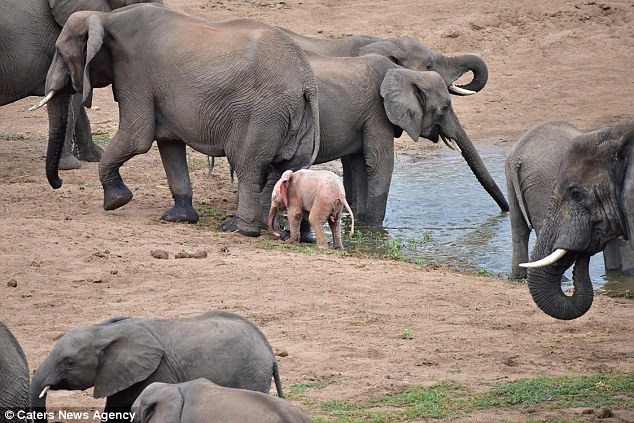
[273,360,284,398]
[341,198,355,237]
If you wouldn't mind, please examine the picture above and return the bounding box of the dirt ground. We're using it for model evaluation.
[1,0,633,421]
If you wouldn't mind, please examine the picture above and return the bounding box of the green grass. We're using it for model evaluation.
[0,133,26,141]
[92,134,110,148]
[302,373,633,422]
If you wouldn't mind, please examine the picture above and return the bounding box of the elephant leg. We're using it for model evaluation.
[308,208,330,249]
[286,207,303,243]
[59,96,81,171]
[74,105,103,162]
[363,139,393,226]
[59,131,81,170]
[604,238,634,275]
[341,156,357,210]
[99,120,154,211]
[345,153,368,225]
[157,139,199,223]
[508,190,531,279]
[329,212,344,250]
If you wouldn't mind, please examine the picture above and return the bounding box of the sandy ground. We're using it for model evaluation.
[1,1,633,421]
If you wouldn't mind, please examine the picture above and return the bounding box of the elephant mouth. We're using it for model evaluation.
[421,124,440,143]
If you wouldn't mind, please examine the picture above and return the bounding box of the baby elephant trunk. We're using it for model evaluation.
[268,205,282,238]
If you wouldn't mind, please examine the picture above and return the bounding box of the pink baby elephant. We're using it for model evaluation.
[269,169,355,249]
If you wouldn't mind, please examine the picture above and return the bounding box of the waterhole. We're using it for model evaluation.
[343,149,633,295]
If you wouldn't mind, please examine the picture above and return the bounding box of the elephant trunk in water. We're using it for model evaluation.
[445,114,509,211]
[525,223,594,320]
[446,54,488,95]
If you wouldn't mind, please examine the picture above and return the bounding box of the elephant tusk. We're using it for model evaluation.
[449,84,476,96]
[440,135,462,153]
[39,385,51,398]
[519,248,568,268]
[29,90,56,111]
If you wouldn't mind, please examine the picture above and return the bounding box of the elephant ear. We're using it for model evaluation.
[49,0,112,27]
[615,121,634,248]
[279,170,293,207]
[93,322,164,399]
[81,15,106,108]
[380,69,425,141]
[359,40,403,65]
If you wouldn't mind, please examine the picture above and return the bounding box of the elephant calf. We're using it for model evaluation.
[30,311,283,421]
[133,379,311,423]
[268,169,354,250]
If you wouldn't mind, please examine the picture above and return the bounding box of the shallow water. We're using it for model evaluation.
[349,149,633,294]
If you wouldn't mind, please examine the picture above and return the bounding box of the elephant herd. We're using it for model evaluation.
[0,0,632,420]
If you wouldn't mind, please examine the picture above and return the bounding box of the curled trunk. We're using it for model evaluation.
[448,54,489,94]
[527,254,594,320]
[268,206,281,237]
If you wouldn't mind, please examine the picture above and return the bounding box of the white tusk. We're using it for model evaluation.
[29,90,56,111]
[519,248,568,268]
[441,135,462,153]
[39,385,51,398]
[449,84,476,96]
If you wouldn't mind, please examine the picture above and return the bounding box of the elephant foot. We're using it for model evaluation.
[59,153,81,170]
[299,219,315,244]
[78,143,104,162]
[161,194,199,223]
[103,179,133,211]
[221,216,261,237]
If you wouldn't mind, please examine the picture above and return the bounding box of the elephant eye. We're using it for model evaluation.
[63,357,75,367]
[426,63,433,70]
[568,187,588,204]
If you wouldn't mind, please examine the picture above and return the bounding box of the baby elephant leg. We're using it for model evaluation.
[286,208,303,243]
[308,209,330,249]
[328,210,344,250]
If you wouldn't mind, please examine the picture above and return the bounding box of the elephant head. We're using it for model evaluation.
[521,119,634,320]
[360,36,488,95]
[380,69,509,212]
[30,317,164,417]
[132,382,184,423]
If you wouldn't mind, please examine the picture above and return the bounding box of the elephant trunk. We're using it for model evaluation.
[29,367,50,423]
[527,234,594,319]
[447,115,509,211]
[447,54,489,94]
[45,85,74,189]
[268,206,281,238]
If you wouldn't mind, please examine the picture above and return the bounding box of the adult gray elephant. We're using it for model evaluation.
[0,322,29,422]
[506,121,634,279]
[132,379,310,423]
[277,27,488,96]
[292,52,507,226]
[30,311,283,422]
[36,4,319,236]
[0,0,162,170]
[519,119,634,320]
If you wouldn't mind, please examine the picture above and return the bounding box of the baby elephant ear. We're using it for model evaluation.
[280,170,293,207]
[48,0,111,27]
[359,40,401,64]
[380,69,424,141]
[93,322,164,398]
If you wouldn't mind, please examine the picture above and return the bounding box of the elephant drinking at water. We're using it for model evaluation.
[287,52,508,226]
[519,119,634,320]
[36,4,320,236]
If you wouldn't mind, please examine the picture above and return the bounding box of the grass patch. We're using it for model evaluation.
[306,374,634,422]
[65,178,98,189]
[92,134,110,148]
[0,133,26,141]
